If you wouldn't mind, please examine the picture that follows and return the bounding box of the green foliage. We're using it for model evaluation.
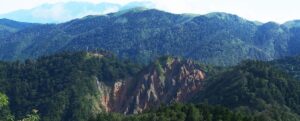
[0,93,14,121]
[0,52,141,121]
[19,110,40,121]
[195,60,300,120]
[154,60,164,73]
[0,19,37,40]
[0,92,40,121]
[0,51,300,121]
[0,10,299,66]
[0,93,8,108]
[90,103,254,121]
[273,56,300,80]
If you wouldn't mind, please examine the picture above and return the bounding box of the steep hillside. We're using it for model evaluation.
[0,19,36,30]
[284,20,300,28]
[100,56,211,114]
[0,52,141,121]
[272,56,300,80]
[0,51,300,120]
[91,104,255,121]
[0,19,37,39]
[194,60,300,120]
[0,9,300,65]
[0,52,212,121]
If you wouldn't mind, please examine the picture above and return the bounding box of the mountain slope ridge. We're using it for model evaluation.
[0,8,300,66]
[0,51,299,120]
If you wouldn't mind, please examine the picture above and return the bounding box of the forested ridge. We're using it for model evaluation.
[0,52,299,121]
[0,8,300,66]
[0,52,141,121]
[1,7,300,121]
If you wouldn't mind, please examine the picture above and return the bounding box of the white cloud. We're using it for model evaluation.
[31,3,72,21]
[0,0,300,23]
[101,7,119,14]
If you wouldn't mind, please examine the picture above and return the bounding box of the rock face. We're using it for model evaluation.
[96,57,206,114]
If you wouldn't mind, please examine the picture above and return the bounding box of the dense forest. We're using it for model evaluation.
[0,9,300,66]
[0,52,141,121]
[0,51,299,121]
[1,5,300,121]
[90,104,255,121]
[195,60,300,121]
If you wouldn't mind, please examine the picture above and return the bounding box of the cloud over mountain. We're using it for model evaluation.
[0,1,154,23]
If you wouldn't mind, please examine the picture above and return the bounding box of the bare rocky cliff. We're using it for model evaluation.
[96,57,207,114]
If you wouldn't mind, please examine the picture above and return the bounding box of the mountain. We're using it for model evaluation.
[0,1,154,23]
[284,20,300,28]
[100,56,210,114]
[194,60,300,120]
[272,56,300,80]
[1,5,300,121]
[0,19,37,39]
[0,18,36,30]
[0,9,300,66]
[90,104,255,121]
[0,52,140,121]
[0,51,300,121]
[0,51,212,120]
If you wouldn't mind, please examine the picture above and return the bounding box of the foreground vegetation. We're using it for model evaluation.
[0,52,299,121]
[90,104,254,121]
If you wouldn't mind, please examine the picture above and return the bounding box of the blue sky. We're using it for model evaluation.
[0,0,299,23]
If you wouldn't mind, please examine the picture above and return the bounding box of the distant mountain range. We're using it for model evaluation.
[0,18,38,40]
[0,8,300,66]
[0,1,154,23]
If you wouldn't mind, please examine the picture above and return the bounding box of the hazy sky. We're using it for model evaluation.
[0,0,299,23]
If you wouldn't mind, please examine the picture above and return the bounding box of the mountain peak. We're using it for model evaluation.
[203,12,252,23]
[112,7,150,16]
[0,18,18,23]
[0,1,153,23]
[0,18,36,31]
[205,12,238,19]
[283,20,300,28]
